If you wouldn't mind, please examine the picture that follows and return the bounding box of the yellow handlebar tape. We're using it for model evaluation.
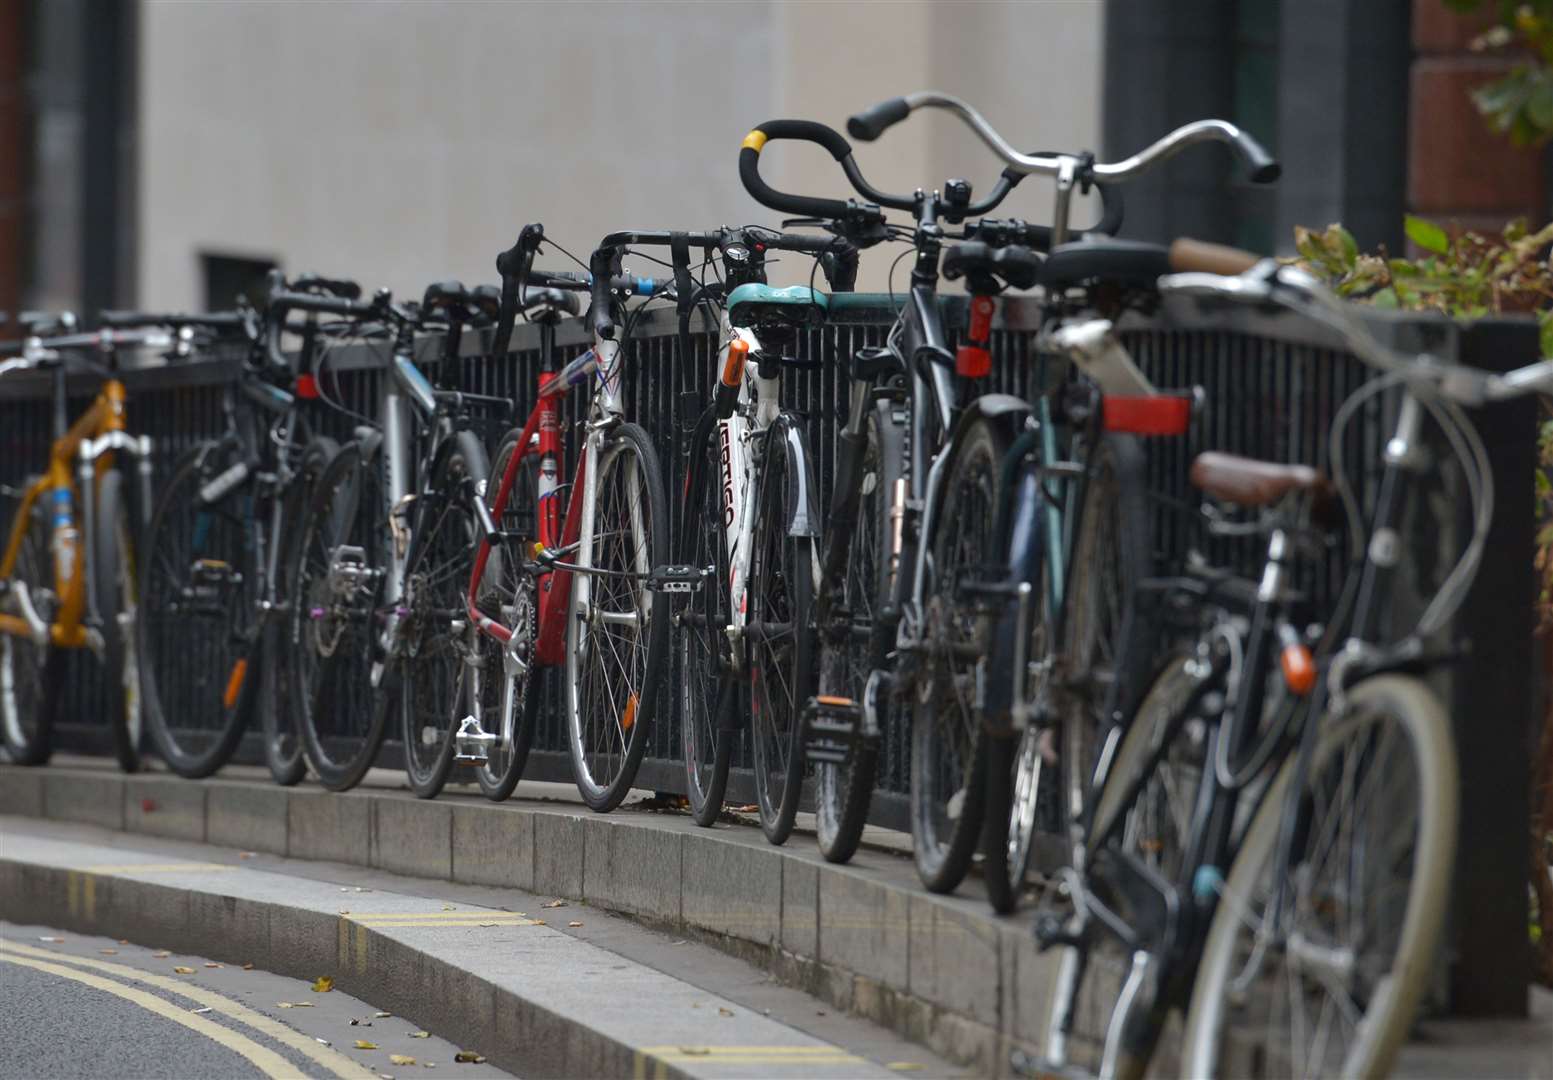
[741,130,767,153]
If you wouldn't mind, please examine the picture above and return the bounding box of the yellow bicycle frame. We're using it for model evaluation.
[0,377,129,649]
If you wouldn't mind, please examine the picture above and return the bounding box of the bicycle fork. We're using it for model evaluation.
[75,431,152,655]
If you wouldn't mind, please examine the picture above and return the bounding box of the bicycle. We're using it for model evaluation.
[281,280,510,793]
[844,95,1280,913]
[460,224,676,811]
[655,223,861,838]
[0,316,166,771]
[738,115,1115,884]
[1017,257,1534,1078]
[130,277,363,782]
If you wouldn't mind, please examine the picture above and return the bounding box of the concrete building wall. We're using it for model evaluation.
[138,0,1105,306]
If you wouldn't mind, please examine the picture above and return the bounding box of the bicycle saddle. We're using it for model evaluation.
[466,284,501,323]
[421,280,469,315]
[521,286,580,318]
[1190,451,1329,508]
[1040,239,1173,291]
[942,241,1042,293]
[727,284,829,329]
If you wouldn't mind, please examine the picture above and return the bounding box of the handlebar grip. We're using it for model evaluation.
[1168,238,1263,275]
[846,97,911,142]
[1236,132,1280,184]
[290,274,362,300]
[739,120,855,220]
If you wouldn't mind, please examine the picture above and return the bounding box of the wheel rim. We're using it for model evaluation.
[749,457,804,829]
[679,436,727,811]
[0,508,54,751]
[474,439,534,792]
[567,439,655,801]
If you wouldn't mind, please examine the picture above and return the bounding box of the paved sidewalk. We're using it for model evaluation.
[0,815,956,1079]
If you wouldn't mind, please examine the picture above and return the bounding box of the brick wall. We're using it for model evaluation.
[1410,0,1549,232]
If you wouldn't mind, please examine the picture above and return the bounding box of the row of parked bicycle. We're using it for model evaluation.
[5,92,1545,1078]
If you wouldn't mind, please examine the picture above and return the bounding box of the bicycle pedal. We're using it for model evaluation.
[452,714,496,762]
[801,695,862,765]
[645,563,707,594]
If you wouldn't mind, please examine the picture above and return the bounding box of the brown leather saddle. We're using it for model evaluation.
[1189,451,1329,508]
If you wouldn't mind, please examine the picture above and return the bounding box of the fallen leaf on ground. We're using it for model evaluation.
[531,920,546,926]
[100,948,117,955]
[453,1051,485,1063]
[441,904,454,911]
[350,1018,371,1027]
[277,1002,314,1009]
[242,963,254,970]
[678,1046,710,1056]
[204,962,221,969]
[717,1007,733,1017]
[312,976,334,993]
[374,1012,391,1018]
[567,921,582,928]
[240,851,256,860]
[390,1055,417,1067]
[354,1040,379,1050]
[315,1037,330,1046]
[410,1032,429,1039]
[191,1007,212,1015]
[38,937,62,943]
[117,939,128,944]
[152,950,170,958]
[541,899,566,908]
[174,966,196,975]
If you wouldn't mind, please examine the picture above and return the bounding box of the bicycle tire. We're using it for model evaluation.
[96,468,142,773]
[911,414,1005,893]
[138,441,259,778]
[811,404,897,864]
[1033,651,1209,1077]
[259,434,338,786]
[1181,674,1458,1080]
[747,415,816,845]
[0,487,63,765]
[473,428,541,803]
[676,411,734,826]
[564,421,670,812]
[292,441,391,792]
[397,430,488,800]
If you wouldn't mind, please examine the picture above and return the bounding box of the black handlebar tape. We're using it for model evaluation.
[846,97,911,142]
[739,121,856,220]
[1236,132,1281,183]
[531,269,592,288]
[99,310,250,332]
[421,280,469,313]
[290,274,362,300]
[267,289,377,320]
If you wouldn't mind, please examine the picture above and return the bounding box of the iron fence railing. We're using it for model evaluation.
[0,297,1510,828]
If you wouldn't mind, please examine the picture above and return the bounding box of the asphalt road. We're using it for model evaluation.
[0,921,515,1080]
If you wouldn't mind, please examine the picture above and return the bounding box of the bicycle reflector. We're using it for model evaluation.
[1101,394,1192,436]
[956,295,995,378]
[1280,641,1316,696]
[294,373,320,399]
[715,338,749,419]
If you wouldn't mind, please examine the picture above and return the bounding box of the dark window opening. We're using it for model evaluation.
[202,251,276,312]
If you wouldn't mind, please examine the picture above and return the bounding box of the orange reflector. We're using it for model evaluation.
[223,658,248,711]
[532,541,545,559]
[815,694,853,707]
[622,693,638,732]
[1280,643,1316,696]
[721,338,749,387]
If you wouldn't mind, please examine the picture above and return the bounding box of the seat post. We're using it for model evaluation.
[51,364,68,443]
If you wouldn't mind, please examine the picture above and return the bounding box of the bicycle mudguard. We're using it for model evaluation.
[764,412,821,539]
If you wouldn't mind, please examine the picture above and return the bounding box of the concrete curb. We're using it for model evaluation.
[0,766,1052,1072]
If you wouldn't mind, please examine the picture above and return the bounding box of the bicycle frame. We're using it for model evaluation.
[0,370,150,650]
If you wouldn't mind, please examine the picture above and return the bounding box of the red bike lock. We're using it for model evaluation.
[956,295,995,378]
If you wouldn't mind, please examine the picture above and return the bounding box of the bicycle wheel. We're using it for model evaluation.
[472,428,540,802]
[138,442,259,778]
[259,434,337,786]
[747,418,816,845]
[1058,433,1153,852]
[676,415,733,826]
[810,404,896,864]
[290,442,391,792]
[0,488,63,764]
[396,431,488,799]
[95,468,142,772]
[564,422,669,812]
[911,415,1003,893]
[1033,652,1209,1077]
[1181,674,1458,1080]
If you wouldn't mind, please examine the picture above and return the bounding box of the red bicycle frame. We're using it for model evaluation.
[466,368,589,667]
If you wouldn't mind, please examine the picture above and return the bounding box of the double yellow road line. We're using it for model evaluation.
[0,939,378,1080]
